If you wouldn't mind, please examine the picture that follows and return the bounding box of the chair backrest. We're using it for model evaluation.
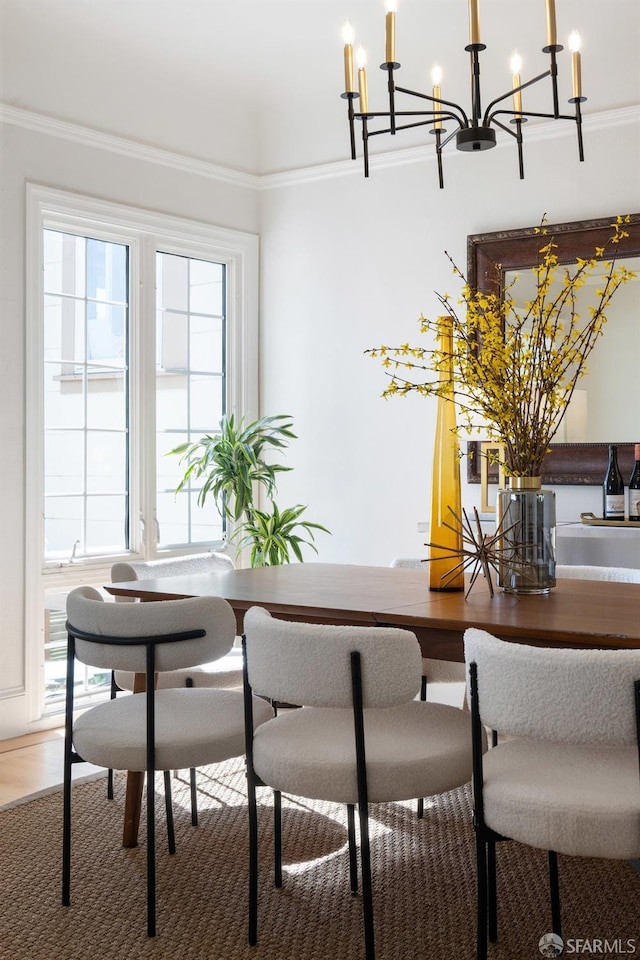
[112,552,234,584]
[556,564,640,583]
[464,627,640,745]
[390,558,427,571]
[67,586,236,672]
[243,606,422,709]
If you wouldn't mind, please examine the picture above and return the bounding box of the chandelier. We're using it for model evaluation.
[340,0,586,187]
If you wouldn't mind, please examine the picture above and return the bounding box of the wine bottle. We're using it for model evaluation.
[602,444,624,520]
[628,444,640,522]
[429,316,464,591]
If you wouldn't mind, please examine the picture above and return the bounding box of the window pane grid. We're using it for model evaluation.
[156,251,226,548]
[43,231,129,561]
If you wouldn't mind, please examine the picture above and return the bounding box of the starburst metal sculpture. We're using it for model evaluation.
[424,505,539,598]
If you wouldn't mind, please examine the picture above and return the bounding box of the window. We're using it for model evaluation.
[27,186,258,716]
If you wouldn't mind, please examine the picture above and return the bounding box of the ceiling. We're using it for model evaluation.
[1,0,639,175]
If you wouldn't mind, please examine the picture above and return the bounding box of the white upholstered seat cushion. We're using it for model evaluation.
[73,687,272,772]
[482,738,640,861]
[252,700,476,805]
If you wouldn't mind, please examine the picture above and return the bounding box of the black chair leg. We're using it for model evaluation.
[356,801,375,960]
[475,833,488,960]
[488,837,497,942]
[163,771,176,855]
[274,789,283,888]
[184,678,198,826]
[107,670,118,800]
[190,767,198,826]
[62,743,73,907]
[62,636,76,909]
[248,774,259,946]
[347,803,358,894]
[417,674,427,819]
[147,768,156,937]
[549,850,562,937]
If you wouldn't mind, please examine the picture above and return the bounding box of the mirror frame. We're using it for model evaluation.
[466,212,640,485]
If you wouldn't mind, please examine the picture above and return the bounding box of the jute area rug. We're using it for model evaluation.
[1,758,638,960]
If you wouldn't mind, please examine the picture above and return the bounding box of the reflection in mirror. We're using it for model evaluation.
[467,213,640,485]
[505,258,640,443]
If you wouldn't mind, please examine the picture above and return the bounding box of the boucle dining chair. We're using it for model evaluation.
[464,627,640,960]
[63,586,273,937]
[242,605,481,960]
[110,553,242,818]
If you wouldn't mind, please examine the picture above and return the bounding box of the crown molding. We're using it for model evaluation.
[0,104,260,190]
[2,102,638,192]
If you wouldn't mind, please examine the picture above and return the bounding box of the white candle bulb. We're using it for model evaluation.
[568,30,581,53]
[431,63,443,86]
[342,21,355,45]
[510,51,523,75]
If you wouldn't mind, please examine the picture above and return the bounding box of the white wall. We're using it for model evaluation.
[258,119,640,566]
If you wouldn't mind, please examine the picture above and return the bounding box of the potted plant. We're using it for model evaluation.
[170,414,329,566]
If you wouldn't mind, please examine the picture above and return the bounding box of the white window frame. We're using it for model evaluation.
[25,184,258,721]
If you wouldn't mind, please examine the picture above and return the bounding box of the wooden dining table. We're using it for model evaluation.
[105,562,640,846]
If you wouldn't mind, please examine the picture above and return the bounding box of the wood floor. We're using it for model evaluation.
[0,729,102,807]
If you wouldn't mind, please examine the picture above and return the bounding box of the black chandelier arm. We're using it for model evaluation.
[365,116,460,138]
[437,126,465,152]
[488,114,522,140]
[482,69,551,127]
[394,85,469,128]
[487,107,580,126]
